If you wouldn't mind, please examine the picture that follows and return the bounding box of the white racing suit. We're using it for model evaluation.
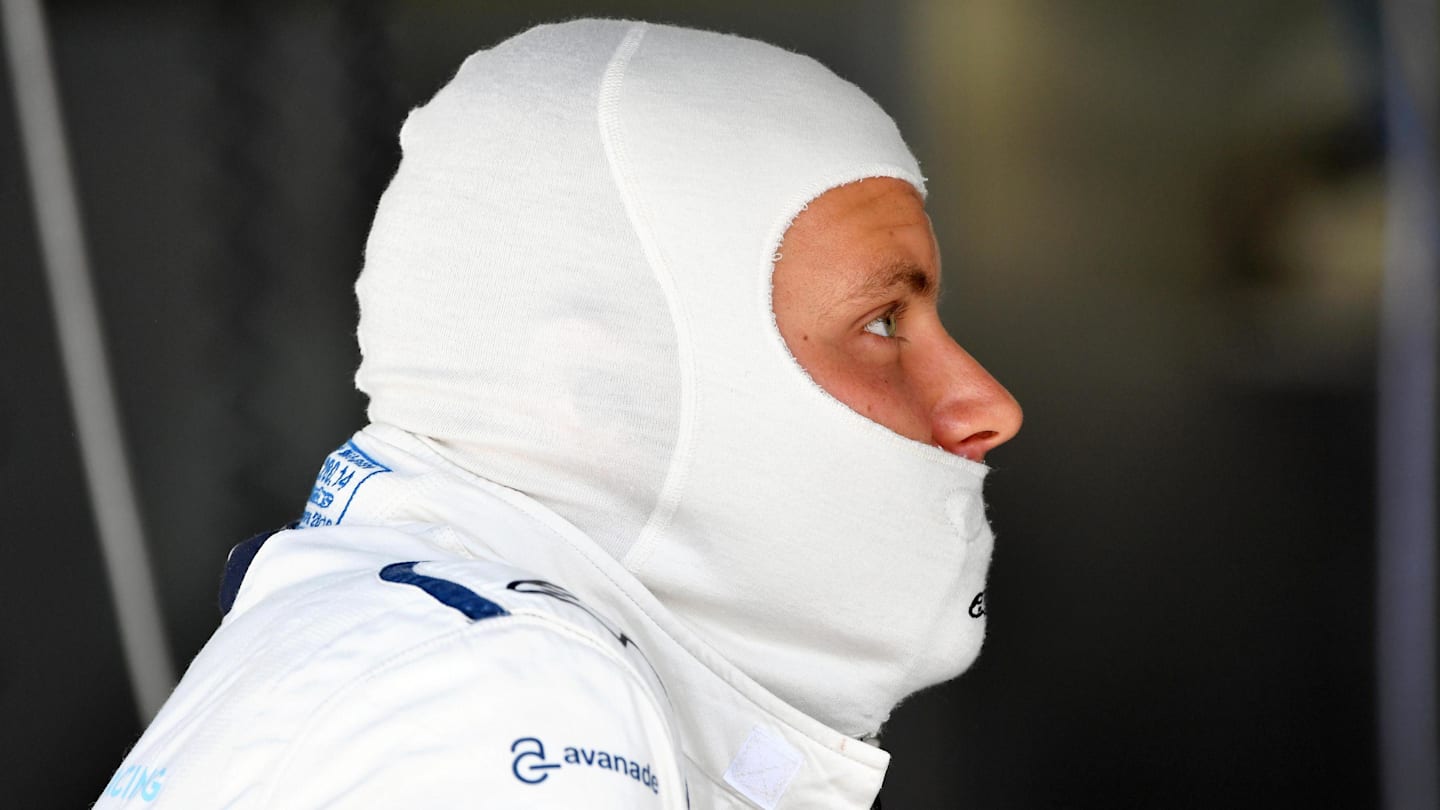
[95,424,891,809]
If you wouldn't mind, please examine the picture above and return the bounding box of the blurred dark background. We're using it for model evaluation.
[2,1,1433,807]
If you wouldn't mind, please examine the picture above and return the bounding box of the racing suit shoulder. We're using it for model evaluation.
[96,528,686,809]
[262,609,685,808]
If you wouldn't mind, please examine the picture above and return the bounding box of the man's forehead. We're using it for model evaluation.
[774,177,941,310]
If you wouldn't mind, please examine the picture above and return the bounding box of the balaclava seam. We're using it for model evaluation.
[595,23,696,571]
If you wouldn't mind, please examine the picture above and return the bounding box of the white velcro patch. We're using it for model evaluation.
[722,725,804,810]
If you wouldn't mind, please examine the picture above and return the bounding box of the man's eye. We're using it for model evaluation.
[863,309,899,338]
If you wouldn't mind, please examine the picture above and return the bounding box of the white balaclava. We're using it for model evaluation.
[355,19,995,738]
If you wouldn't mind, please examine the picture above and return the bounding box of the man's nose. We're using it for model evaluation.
[925,339,1023,463]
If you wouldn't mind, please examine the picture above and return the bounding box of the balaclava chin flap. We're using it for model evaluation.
[355,19,995,738]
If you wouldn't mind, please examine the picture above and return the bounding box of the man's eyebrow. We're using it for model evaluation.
[848,261,938,302]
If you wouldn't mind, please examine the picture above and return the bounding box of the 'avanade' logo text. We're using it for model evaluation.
[511,736,660,795]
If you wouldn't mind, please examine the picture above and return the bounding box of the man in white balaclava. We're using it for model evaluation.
[96,19,1020,810]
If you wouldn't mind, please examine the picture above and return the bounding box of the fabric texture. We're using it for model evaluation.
[356,18,995,738]
[95,510,685,806]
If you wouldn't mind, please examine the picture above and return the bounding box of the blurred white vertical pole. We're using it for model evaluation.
[1,0,176,720]
[1377,0,1439,808]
